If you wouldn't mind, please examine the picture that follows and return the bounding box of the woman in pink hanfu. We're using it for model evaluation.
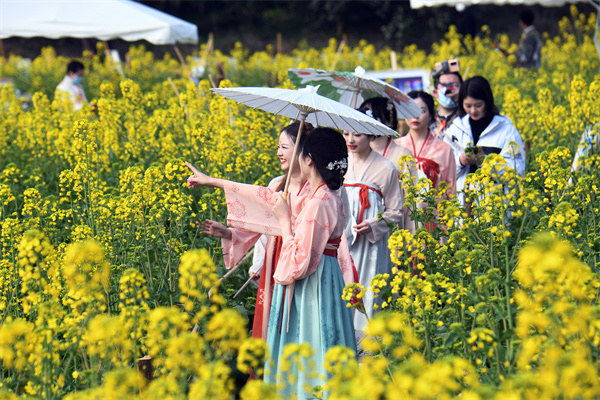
[342,125,403,338]
[266,127,356,398]
[196,121,313,340]
[188,128,356,399]
[395,91,457,230]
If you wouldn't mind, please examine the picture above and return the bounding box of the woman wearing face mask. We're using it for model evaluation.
[444,76,526,203]
[343,126,402,339]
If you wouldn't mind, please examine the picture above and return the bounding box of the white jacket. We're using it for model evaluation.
[56,75,87,110]
[444,114,526,194]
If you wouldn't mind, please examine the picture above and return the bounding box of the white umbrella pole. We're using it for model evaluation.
[283,113,308,195]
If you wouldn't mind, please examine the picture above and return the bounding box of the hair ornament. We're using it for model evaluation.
[386,101,394,111]
[365,109,374,118]
[326,158,348,171]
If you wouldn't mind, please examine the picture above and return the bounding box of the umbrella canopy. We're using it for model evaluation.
[288,66,421,120]
[0,0,198,45]
[212,86,398,137]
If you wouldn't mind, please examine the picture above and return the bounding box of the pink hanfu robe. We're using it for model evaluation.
[221,180,354,340]
[396,132,457,195]
[344,150,403,334]
[264,184,357,400]
[396,132,457,231]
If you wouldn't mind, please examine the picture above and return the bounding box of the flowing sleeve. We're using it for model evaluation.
[337,233,356,285]
[365,164,403,243]
[221,177,283,269]
[221,229,262,270]
[223,181,282,236]
[273,195,337,285]
[336,186,355,285]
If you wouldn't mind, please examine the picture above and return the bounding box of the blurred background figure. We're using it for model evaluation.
[514,10,543,70]
[56,60,87,110]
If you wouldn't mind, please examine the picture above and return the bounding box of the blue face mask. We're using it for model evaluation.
[72,76,82,85]
[438,87,458,108]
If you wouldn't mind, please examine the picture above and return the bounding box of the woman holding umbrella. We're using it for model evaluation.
[196,121,314,341]
[187,127,356,399]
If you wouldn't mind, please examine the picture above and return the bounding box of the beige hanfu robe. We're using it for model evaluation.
[344,150,402,334]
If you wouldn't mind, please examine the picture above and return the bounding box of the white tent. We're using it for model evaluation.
[0,0,199,45]
[410,0,581,6]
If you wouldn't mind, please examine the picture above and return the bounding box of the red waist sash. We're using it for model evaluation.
[344,183,384,224]
[415,157,441,187]
[323,237,341,257]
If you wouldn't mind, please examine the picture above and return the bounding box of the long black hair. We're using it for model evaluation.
[457,76,496,118]
[300,127,348,190]
[407,90,435,123]
[358,97,398,131]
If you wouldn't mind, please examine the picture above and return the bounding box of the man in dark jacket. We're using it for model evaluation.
[514,10,543,70]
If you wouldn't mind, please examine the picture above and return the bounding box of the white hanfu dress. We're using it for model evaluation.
[343,150,402,334]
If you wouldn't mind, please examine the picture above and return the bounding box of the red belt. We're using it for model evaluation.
[323,237,341,257]
[344,183,383,224]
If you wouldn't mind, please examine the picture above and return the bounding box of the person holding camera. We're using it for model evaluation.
[430,60,463,141]
[444,76,526,204]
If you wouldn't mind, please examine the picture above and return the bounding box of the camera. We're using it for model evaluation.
[432,59,460,81]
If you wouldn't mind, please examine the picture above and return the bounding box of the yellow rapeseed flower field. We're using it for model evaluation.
[0,5,599,399]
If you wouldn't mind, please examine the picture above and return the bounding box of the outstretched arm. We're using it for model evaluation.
[185,161,226,190]
[198,219,233,240]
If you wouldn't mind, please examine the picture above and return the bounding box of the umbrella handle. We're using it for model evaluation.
[283,116,307,197]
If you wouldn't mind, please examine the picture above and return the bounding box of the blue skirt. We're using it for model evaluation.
[265,255,357,399]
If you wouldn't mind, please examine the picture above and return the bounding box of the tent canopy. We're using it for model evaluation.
[0,0,198,45]
[410,0,579,7]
